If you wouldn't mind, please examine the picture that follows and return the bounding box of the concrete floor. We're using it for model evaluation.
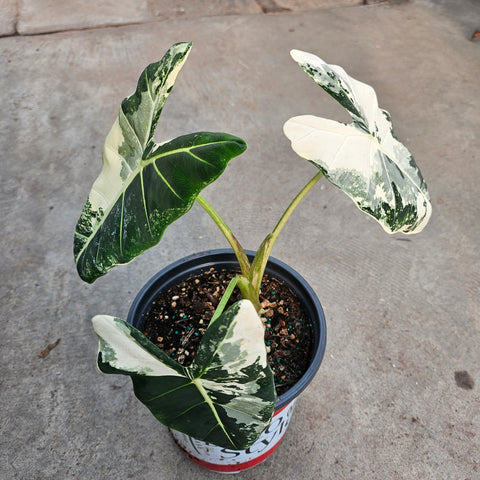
[1,1,479,479]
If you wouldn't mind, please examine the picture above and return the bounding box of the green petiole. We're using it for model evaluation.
[210,276,240,324]
[197,170,324,313]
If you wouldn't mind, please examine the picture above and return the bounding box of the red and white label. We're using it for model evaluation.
[170,400,297,473]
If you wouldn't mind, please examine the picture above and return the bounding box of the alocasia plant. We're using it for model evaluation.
[283,49,431,234]
[93,300,275,449]
[75,42,431,449]
[74,42,246,284]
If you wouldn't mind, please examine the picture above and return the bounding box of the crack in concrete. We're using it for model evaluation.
[8,19,162,38]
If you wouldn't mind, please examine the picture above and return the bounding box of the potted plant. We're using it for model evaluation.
[74,42,431,473]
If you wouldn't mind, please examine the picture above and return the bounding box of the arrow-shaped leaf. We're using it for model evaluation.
[284,49,431,234]
[74,42,247,283]
[92,300,276,450]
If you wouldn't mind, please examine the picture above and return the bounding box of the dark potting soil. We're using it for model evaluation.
[142,268,313,396]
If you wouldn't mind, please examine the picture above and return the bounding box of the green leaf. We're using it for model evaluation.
[74,42,247,283]
[284,49,431,234]
[92,300,276,450]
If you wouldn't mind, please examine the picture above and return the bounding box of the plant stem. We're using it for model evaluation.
[210,276,240,324]
[251,170,324,293]
[197,170,323,314]
[196,195,251,277]
[270,170,324,256]
[236,275,262,312]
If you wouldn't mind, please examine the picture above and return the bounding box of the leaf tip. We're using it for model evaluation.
[176,40,193,53]
[290,49,325,68]
[91,314,112,334]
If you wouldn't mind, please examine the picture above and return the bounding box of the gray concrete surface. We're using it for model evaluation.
[0,0,17,36]
[1,1,479,479]
[3,0,363,36]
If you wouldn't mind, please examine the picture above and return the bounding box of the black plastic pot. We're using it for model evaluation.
[127,249,327,410]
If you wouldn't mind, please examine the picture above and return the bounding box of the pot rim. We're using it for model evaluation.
[127,249,327,409]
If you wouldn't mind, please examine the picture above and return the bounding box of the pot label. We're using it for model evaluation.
[170,400,296,472]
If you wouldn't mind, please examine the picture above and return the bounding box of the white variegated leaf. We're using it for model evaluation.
[74,42,246,283]
[92,315,184,377]
[284,49,431,234]
[92,300,275,449]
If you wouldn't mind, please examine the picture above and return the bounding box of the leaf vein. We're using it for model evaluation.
[119,191,125,255]
[146,381,193,402]
[152,162,183,201]
[140,169,152,235]
[118,108,143,155]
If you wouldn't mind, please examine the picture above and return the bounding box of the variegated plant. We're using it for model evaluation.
[93,300,275,450]
[75,42,431,450]
[283,49,432,234]
[74,42,246,284]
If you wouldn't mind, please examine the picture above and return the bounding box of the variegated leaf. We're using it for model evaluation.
[92,300,276,450]
[74,42,247,283]
[284,49,431,234]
